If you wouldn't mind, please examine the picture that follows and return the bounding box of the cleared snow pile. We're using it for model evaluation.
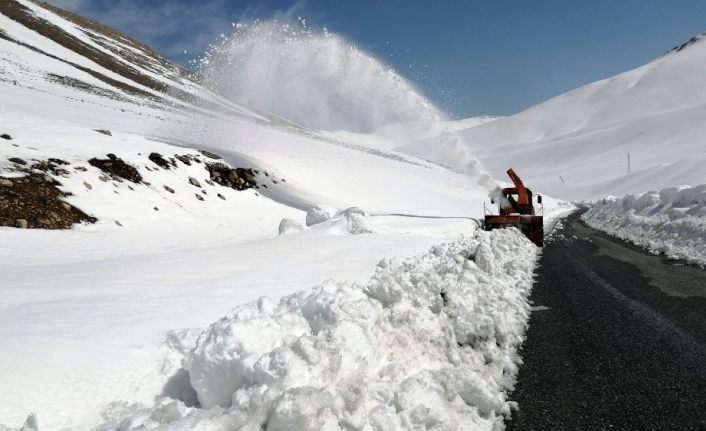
[306,204,338,226]
[278,218,305,235]
[101,228,538,430]
[324,207,374,234]
[0,414,38,431]
[304,206,374,235]
[582,184,706,266]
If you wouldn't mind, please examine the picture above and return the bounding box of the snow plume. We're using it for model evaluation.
[198,19,441,133]
[196,18,500,200]
[98,228,539,430]
[437,129,504,201]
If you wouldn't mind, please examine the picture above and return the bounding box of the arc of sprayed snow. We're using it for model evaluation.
[440,129,505,203]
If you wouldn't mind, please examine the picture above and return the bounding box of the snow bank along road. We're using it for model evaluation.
[508,210,706,430]
[582,184,706,267]
[78,228,538,431]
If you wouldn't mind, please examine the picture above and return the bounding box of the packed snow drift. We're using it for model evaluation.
[582,184,706,267]
[94,228,538,431]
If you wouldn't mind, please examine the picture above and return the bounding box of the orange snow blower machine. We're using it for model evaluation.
[483,168,544,246]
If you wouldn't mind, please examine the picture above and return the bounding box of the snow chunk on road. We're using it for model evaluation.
[104,228,538,430]
[582,184,706,266]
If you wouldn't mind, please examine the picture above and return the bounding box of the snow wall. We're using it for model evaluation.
[94,227,539,431]
[582,184,706,267]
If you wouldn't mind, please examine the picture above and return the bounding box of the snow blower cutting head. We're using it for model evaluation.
[484,168,544,246]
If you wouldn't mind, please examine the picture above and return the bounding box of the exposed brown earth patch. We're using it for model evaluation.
[88,154,142,183]
[206,163,257,191]
[149,152,173,170]
[0,174,96,229]
[174,154,193,166]
[48,158,69,165]
[198,150,222,160]
[45,73,131,102]
[31,159,71,176]
[0,147,272,230]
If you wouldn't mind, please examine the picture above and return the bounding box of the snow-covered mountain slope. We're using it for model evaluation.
[0,0,270,124]
[0,0,496,218]
[407,34,706,201]
[0,2,548,430]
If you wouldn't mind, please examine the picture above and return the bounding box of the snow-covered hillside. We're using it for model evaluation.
[410,34,706,200]
[0,0,273,124]
[0,1,553,430]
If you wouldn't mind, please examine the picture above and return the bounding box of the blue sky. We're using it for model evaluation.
[48,0,706,118]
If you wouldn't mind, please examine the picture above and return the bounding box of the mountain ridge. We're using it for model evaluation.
[439,28,706,200]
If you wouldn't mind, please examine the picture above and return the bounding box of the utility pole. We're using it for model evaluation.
[627,152,631,175]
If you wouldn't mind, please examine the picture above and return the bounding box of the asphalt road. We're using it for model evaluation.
[507,210,706,430]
